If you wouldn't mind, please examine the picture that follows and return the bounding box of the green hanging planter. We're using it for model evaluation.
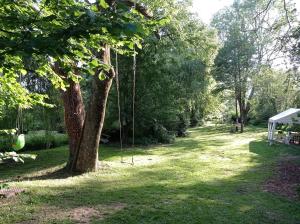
[12,134,25,151]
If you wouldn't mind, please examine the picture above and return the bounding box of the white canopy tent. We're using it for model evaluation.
[268,108,300,143]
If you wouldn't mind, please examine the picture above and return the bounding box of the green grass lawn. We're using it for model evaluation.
[0,125,300,224]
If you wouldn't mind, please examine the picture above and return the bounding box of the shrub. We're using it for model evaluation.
[0,129,17,152]
[134,136,158,145]
[22,131,68,151]
[153,123,175,144]
[177,114,189,137]
[190,111,199,127]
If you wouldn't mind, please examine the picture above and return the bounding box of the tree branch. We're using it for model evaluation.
[283,0,291,29]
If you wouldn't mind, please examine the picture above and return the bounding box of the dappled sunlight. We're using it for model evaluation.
[105,155,164,167]
[1,126,300,224]
[13,127,270,189]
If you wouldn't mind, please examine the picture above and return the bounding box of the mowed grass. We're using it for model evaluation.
[0,125,300,224]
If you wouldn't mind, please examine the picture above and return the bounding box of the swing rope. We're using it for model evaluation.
[115,1,137,165]
[16,107,23,135]
[115,51,124,163]
[132,45,136,165]
[131,0,137,165]
[16,73,24,135]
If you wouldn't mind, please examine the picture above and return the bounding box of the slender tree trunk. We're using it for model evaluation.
[239,98,244,133]
[235,98,239,132]
[237,61,244,133]
[234,72,239,132]
[238,92,245,133]
[244,87,254,124]
[73,45,115,173]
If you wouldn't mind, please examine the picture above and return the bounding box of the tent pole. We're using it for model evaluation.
[268,123,271,142]
[271,122,276,143]
[269,123,273,145]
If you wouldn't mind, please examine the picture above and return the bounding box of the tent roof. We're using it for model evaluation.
[269,108,300,124]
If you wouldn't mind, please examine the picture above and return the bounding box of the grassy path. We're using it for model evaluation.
[0,125,300,224]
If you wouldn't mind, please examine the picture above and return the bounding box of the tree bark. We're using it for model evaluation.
[238,97,244,133]
[73,44,115,173]
[61,81,85,169]
[51,63,85,170]
[244,87,254,124]
[234,72,239,132]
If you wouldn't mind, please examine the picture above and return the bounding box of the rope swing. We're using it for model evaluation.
[115,1,137,165]
[131,45,136,165]
[12,73,25,151]
[16,107,23,135]
[114,48,136,165]
[114,51,124,163]
[131,0,137,165]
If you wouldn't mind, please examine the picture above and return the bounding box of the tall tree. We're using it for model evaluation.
[212,1,256,132]
[0,0,164,172]
[212,0,299,131]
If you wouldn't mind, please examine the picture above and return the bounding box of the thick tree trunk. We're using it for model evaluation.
[61,81,85,169]
[73,45,115,173]
[51,63,85,170]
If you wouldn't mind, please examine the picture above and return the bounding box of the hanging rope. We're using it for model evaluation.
[15,107,20,134]
[132,46,136,165]
[16,73,24,135]
[115,51,124,163]
[19,107,23,134]
[131,0,137,165]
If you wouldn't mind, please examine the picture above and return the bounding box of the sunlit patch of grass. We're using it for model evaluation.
[0,125,300,224]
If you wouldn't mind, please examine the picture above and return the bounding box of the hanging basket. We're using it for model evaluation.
[12,134,25,151]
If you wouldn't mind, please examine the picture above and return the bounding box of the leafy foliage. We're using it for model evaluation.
[103,1,220,143]
[212,0,300,125]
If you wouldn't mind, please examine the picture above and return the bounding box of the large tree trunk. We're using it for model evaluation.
[51,63,85,170]
[73,45,115,173]
[61,80,85,169]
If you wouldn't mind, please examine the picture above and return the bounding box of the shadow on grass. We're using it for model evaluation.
[0,146,69,181]
[14,140,300,223]
[1,126,300,223]
[27,141,300,224]
[0,146,150,182]
[0,138,230,181]
[0,126,270,181]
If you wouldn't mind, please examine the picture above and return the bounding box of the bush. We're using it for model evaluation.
[133,137,158,145]
[153,123,176,144]
[0,137,13,152]
[177,114,189,137]
[190,111,199,127]
[22,131,68,151]
[0,129,17,152]
[290,124,300,132]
